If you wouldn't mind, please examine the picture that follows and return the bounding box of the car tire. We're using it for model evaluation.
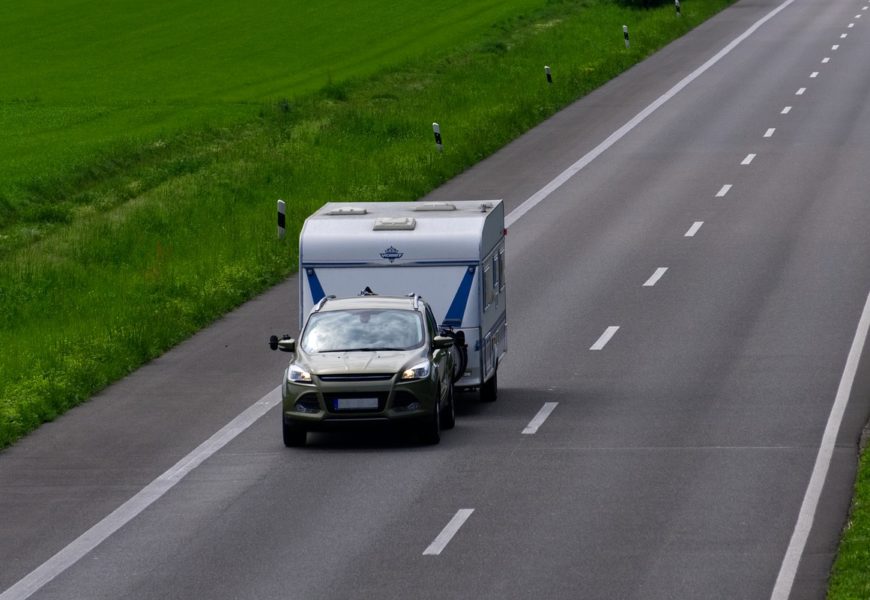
[479,369,498,403]
[442,384,456,430]
[282,419,307,447]
[420,398,441,445]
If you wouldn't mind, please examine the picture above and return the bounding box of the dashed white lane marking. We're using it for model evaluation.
[684,221,704,237]
[770,291,870,600]
[423,509,475,556]
[840,33,848,38]
[765,128,776,138]
[523,402,559,434]
[832,44,840,50]
[810,71,819,78]
[856,14,862,18]
[782,106,792,114]
[741,154,756,165]
[590,326,620,351]
[716,184,732,197]
[503,0,797,228]
[795,87,806,96]
[822,57,831,63]
[848,22,855,27]
[643,267,669,287]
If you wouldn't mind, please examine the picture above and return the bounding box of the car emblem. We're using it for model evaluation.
[380,246,403,263]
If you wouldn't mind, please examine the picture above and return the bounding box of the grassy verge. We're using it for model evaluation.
[0,0,547,227]
[0,0,735,448]
[828,432,870,599]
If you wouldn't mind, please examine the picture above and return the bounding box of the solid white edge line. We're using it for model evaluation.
[685,221,704,237]
[423,509,475,555]
[770,291,870,600]
[716,184,732,197]
[0,387,283,600]
[643,267,669,287]
[590,326,620,351]
[0,0,802,595]
[523,402,559,434]
[504,0,796,229]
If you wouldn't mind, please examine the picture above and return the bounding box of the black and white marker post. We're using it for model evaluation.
[675,0,681,16]
[433,122,443,153]
[623,25,630,49]
[545,65,552,85]
[277,199,286,239]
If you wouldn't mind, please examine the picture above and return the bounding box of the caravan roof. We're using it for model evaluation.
[301,201,504,265]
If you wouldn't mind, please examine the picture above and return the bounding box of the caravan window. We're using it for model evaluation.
[483,264,494,309]
[498,248,506,291]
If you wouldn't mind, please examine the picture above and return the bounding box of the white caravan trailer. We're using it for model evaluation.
[298,200,506,400]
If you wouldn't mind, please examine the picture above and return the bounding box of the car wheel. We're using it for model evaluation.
[479,369,498,403]
[282,418,307,447]
[420,397,441,445]
[442,383,456,430]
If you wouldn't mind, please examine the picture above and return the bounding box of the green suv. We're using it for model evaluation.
[269,295,456,447]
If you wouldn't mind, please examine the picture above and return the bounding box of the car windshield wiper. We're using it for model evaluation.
[319,347,406,352]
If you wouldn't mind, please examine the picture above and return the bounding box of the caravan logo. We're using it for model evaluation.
[379,246,404,263]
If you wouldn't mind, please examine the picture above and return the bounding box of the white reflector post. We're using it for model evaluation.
[675,0,681,16]
[545,65,552,84]
[433,122,443,152]
[277,199,286,239]
[623,25,630,48]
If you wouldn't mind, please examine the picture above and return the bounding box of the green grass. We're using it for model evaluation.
[0,0,735,450]
[828,437,870,599]
[0,0,547,228]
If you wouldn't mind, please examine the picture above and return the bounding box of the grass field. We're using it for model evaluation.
[0,0,545,228]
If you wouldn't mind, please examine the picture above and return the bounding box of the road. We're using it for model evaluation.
[3,0,870,598]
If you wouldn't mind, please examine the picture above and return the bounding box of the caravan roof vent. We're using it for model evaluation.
[414,202,456,212]
[326,206,368,216]
[373,217,416,231]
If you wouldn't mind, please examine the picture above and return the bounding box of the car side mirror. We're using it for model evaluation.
[269,335,296,352]
[433,336,454,350]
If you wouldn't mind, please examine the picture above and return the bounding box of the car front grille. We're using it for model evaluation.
[318,373,394,382]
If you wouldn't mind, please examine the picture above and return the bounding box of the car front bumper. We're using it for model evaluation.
[282,374,438,428]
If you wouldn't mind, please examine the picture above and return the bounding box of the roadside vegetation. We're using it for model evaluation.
[828,436,870,599]
[0,0,733,450]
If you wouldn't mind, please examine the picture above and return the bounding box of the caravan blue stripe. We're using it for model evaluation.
[306,268,326,304]
[443,266,476,327]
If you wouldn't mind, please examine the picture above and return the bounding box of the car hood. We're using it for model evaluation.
[300,349,422,376]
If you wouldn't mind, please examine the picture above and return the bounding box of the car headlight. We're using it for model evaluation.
[288,364,313,384]
[401,360,431,381]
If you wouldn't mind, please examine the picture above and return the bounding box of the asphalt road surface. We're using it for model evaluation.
[3,0,870,598]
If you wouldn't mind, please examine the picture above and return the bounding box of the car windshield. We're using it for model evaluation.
[301,309,425,353]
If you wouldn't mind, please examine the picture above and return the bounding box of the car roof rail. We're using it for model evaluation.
[314,295,335,312]
[405,293,421,310]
